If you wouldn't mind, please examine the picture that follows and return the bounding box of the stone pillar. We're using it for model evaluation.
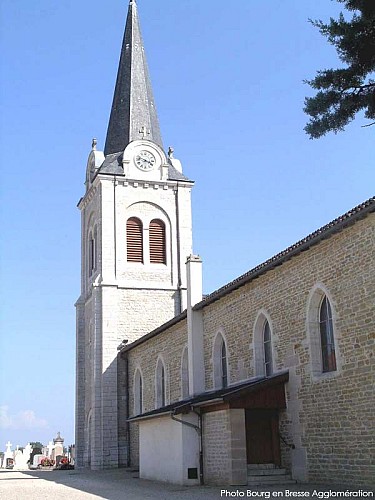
[228,409,247,485]
[203,409,247,486]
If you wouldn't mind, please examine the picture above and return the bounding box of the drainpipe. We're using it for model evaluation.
[171,408,204,485]
[193,408,204,486]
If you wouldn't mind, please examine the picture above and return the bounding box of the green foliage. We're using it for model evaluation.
[304,0,375,138]
[30,441,44,450]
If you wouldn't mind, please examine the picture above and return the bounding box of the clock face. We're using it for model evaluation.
[134,150,156,171]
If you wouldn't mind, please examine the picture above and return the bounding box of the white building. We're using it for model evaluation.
[75,0,193,470]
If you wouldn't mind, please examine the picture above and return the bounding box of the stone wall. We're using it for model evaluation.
[200,213,374,486]
[127,320,188,464]
[202,410,231,484]
[128,320,188,413]
[202,409,247,486]
[126,212,374,486]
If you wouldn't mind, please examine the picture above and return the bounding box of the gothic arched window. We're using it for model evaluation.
[134,369,143,415]
[307,286,339,379]
[88,227,97,275]
[263,320,273,376]
[221,340,228,388]
[319,296,337,373]
[156,358,166,408]
[127,217,143,263]
[213,332,229,389]
[149,219,166,264]
[253,312,274,377]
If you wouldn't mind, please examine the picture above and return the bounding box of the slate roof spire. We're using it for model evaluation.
[104,0,163,156]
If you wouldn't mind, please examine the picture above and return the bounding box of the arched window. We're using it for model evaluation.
[181,346,189,399]
[149,219,166,264]
[253,312,274,377]
[127,217,143,263]
[221,340,228,388]
[307,286,339,378]
[134,369,143,415]
[155,358,166,408]
[319,296,337,372]
[213,332,229,389]
[263,320,273,376]
[88,228,96,275]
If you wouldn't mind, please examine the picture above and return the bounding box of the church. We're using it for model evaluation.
[75,0,374,488]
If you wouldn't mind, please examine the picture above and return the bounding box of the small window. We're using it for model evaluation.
[134,369,143,415]
[149,219,166,264]
[221,340,228,388]
[319,296,337,372]
[253,312,274,377]
[127,217,143,263]
[156,358,166,408]
[88,228,97,275]
[307,286,339,379]
[213,332,229,389]
[263,320,273,376]
[160,366,165,406]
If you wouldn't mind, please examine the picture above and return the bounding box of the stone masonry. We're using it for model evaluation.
[76,145,193,469]
[126,209,375,487]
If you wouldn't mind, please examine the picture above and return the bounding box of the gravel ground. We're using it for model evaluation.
[0,469,373,500]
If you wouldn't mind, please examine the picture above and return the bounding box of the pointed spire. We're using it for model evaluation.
[104,0,163,156]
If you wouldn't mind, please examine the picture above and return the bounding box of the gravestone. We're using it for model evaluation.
[47,441,54,457]
[14,447,29,470]
[53,432,64,461]
[3,441,13,468]
[23,443,33,465]
[30,454,43,469]
[30,446,42,467]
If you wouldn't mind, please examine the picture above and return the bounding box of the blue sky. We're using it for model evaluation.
[0,0,373,450]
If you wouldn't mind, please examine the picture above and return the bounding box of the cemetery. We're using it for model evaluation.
[0,433,75,471]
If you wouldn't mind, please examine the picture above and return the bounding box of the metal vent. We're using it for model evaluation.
[127,217,143,262]
[187,468,198,479]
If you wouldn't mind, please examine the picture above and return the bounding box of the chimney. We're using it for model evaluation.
[186,255,205,396]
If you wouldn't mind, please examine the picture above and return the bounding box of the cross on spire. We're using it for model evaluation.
[139,126,150,139]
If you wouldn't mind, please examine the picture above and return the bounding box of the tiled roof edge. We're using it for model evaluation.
[194,196,375,310]
[120,310,187,354]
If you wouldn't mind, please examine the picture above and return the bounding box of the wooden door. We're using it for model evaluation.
[245,409,281,465]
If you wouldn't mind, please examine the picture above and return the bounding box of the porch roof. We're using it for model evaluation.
[128,370,289,422]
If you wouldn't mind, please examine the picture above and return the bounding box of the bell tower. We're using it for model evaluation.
[75,0,194,469]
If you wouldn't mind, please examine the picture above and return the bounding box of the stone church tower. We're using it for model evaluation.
[75,0,194,469]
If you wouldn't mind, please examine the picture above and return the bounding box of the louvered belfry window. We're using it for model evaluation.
[149,219,166,264]
[127,217,143,262]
